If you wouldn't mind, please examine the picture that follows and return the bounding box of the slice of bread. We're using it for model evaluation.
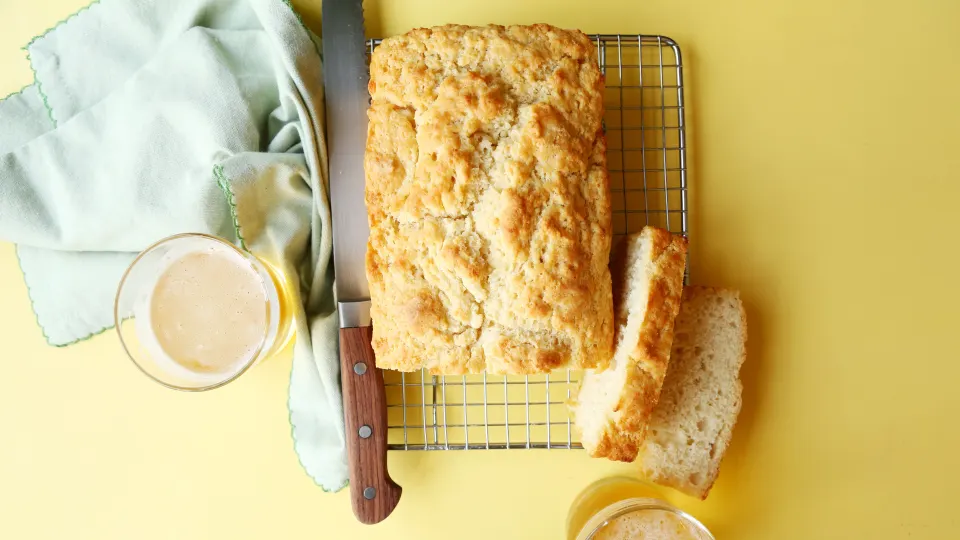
[572,227,688,461]
[639,286,747,499]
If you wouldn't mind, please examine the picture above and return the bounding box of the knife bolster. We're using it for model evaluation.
[339,300,371,328]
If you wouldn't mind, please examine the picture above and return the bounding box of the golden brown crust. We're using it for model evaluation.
[588,228,688,461]
[365,24,613,374]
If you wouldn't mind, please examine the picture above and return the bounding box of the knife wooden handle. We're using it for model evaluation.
[339,326,401,524]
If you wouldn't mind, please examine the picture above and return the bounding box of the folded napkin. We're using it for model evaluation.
[0,0,347,491]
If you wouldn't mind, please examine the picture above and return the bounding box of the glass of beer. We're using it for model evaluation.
[114,233,294,391]
[568,477,714,540]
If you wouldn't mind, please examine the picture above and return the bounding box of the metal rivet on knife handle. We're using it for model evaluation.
[363,487,376,500]
[353,362,367,375]
[358,425,372,439]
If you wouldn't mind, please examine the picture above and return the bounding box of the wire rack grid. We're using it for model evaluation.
[367,35,689,451]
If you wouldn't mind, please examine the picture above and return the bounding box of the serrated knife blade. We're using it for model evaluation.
[323,0,371,317]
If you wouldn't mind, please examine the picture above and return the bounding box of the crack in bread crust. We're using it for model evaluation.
[365,24,613,374]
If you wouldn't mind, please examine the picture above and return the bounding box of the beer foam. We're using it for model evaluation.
[592,509,702,540]
[132,237,281,386]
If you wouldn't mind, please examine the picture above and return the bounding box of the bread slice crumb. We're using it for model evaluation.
[571,227,687,461]
[640,286,747,499]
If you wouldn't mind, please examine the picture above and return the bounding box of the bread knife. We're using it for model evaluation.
[321,0,401,524]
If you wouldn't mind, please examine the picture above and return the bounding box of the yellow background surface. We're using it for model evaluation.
[1,0,958,538]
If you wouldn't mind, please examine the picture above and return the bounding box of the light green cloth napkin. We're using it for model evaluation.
[0,0,347,491]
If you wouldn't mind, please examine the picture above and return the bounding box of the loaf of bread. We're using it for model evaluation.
[365,25,613,374]
[572,227,688,461]
[640,286,747,499]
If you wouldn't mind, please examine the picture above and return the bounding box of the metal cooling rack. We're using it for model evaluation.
[369,35,689,451]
